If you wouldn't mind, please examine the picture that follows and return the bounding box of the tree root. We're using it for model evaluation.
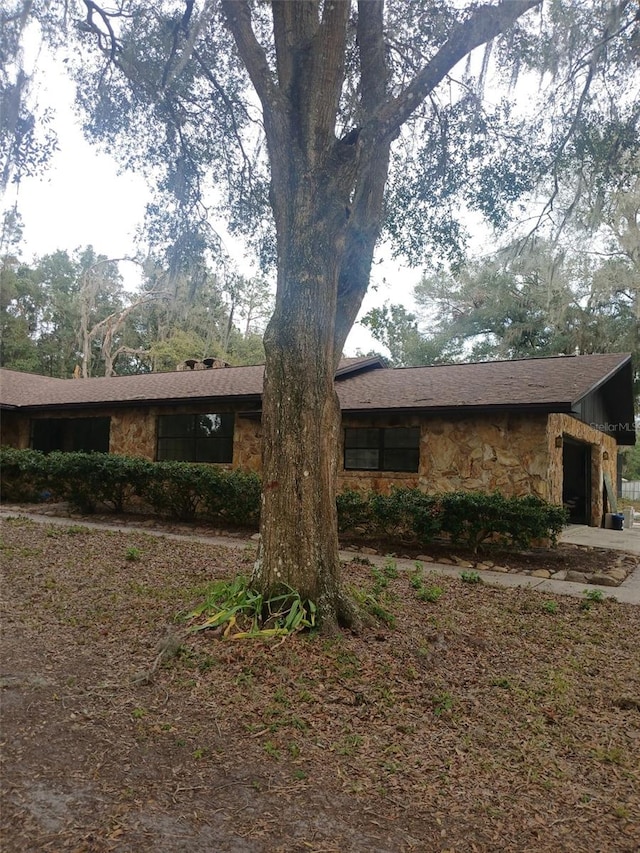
[316,589,362,636]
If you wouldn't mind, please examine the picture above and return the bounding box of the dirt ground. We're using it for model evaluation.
[1,516,640,852]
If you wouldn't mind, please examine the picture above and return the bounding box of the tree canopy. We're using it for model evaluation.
[3,0,639,627]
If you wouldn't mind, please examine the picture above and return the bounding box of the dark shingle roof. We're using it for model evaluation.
[0,353,633,420]
[0,370,68,409]
[336,353,633,412]
[0,356,385,410]
[0,364,265,409]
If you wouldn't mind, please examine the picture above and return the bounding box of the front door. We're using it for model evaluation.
[562,439,592,525]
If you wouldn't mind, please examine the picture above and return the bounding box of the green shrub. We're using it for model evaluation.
[200,467,261,527]
[47,452,155,514]
[0,449,260,526]
[439,491,568,551]
[337,485,565,551]
[336,488,371,532]
[0,447,50,502]
[211,469,261,527]
[369,488,442,543]
[141,461,216,521]
[1,449,567,548]
[140,462,261,526]
[33,452,153,514]
[44,451,98,513]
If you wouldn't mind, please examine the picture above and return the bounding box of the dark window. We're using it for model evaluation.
[31,417,110,453]
[157,413,234,463]
[344,427,420,472]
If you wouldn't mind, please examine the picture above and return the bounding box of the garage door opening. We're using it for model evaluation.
[562,439,592,525]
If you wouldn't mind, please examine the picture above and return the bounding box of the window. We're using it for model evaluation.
[31,417,110,453]
[157,413,234,463]
[344,427,420,472]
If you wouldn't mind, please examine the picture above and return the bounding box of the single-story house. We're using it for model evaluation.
[0,352,636,526]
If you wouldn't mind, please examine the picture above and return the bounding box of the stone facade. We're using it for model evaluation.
[546,413,617,526]
[4,403,620,526]
[339,412,550,499]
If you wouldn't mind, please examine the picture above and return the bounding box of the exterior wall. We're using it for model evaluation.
[7,405,619,526]
[339,412,550,499]
[0,411,30,448]
[109,408,156,458]
[234,417,262,472]
[547,413,617,526]
[421,413,551,499]
[26,403,262,470]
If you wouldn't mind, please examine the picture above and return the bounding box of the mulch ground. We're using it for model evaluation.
[1,516,640,853]
[5,500,638,584]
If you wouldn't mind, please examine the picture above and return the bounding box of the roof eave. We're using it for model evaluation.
[17,393,264,413]
[341,401,574,417]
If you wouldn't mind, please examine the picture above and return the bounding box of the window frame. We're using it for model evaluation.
[156,412,235,464]
[343,426,420,473]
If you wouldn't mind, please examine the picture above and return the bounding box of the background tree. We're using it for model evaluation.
[1,241,273,375]
[0,211,42,372]
[2,246,122,377]
[365,238,638,375]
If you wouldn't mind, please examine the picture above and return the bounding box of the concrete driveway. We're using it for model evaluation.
[560,523,640,555]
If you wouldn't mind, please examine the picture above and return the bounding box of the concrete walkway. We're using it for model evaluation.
[2,508,639,605]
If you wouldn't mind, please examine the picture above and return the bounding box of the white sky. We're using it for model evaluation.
[1,43,420,358]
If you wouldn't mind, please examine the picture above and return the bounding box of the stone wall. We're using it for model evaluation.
[234,417,262,472]
[419,413,550,499]
[546,413,618,526]
[339,412,550,500]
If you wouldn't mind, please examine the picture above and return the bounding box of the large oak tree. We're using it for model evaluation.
[4,0,638,627]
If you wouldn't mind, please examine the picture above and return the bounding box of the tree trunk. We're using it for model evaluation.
[253,177,355,629]
[221,0,543,629]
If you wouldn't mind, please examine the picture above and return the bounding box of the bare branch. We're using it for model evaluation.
[79,1,124,62]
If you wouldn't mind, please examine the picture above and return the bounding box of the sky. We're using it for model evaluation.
[1,40,419,358]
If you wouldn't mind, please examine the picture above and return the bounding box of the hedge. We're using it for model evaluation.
[0,448,567,547]
[0,448,260,528]
[337,487,568,550]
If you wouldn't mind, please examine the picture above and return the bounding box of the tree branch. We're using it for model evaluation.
[357,0,386,115]
[220,0,281,118]
[162,0,217,91]
[271,0,320,95]
[79,1,125,62]
[375,0,542,140]
[311,0,351,142]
